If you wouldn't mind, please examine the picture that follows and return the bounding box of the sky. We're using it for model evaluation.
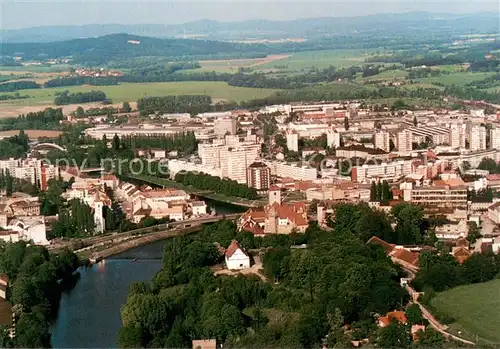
[0,0,498,30]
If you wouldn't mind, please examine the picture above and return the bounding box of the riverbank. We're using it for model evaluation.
[78,225,202,262]
[126,174,266,208]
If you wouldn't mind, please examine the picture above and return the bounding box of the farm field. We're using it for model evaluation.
[417,71,496,86]
[196,55,290,73]
[0,81,280,116]
[430,279,500,344]
[254,49,381,72]
[0,130,62,139]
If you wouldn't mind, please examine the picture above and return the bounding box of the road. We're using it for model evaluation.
[401,267,476,346]
[48,213,241,254]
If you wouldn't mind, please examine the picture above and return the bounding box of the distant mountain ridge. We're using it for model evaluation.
[1,11,498,43]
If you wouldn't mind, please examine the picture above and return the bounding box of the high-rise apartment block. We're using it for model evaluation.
[373,131,391,152]
[246,162,271,190]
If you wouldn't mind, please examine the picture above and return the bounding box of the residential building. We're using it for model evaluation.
[373,131,391,152]
[286,131,299,152]
[0,216,48,245]
[336,145,389,160]
[191,201,207,216]
[214,117,237,136]
[488,202,500,224]
[263,161,317,181]
[246,162,271,190]
[167,160,222,179]
[225,240,251,270]
[435,220,468,240]
[490,127,500,149]
[468,124,487,150]
[239,189,308,235]
[409,182,468,209]
[450,124,467,149]
[378,311,407,327]
[351,160,413,183]
[397,130,412,154]
[326,129,341,148]
[0,158,59,191]
[409,126,450,145]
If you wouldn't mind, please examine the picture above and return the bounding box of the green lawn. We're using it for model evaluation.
[430,279,500,344]
[0,81,280,106]
[254,49,381,72]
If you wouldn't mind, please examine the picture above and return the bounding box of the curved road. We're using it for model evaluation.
[401,266,475,346]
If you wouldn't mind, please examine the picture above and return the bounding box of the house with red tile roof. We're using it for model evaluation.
[367,236,420,271]
[225,240,250,270]
[378,310,407,327]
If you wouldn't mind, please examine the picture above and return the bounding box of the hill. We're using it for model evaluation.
[1,12,498,43]
[0,33,271,65]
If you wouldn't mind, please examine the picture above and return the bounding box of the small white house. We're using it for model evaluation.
[191,201,207,216]
[225,240,250,270]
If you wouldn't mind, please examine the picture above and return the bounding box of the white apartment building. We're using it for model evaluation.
[437,149,500,168]
[287,122,330,138]
[84,124,205,139]
[410,126,450,145]
[409,185,468,209]
[373,131,391,152]
[167,160,222,178]
[286,131,299,152]
[326,129,341,148]
[468,124,487,151]
[490,127,500,150]
[214,117,237,137]
[263,161,317,181]
[450,124,467,149]
[351,160,413,183]
[397,130,412,154]
[0,158,59,191]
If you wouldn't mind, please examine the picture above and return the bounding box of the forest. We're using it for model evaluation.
[54,90,108,105]
[174,172,259,200]
[0,242,80,348]
[0,108,64,131]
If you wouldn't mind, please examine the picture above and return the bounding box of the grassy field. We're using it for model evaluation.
[0,81,280,108]
[430,279,500,344]
[254,49,381,72]
[418,72,496,86]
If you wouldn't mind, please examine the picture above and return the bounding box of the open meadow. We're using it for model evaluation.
[0,81,280,117]
[0,130,63,139]
[430,279,500,344]
[417,71,497,87]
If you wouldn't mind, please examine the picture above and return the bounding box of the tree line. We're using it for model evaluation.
[0,108,63,131]
[118,131,197,155]
[0,81,40,93]
[0,242,80,348]
[174,171,259,200]
[137,95,212,115]
[54,90,108,105]
[0,130,30,160]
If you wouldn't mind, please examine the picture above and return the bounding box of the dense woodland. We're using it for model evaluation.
[174,172,259,200]
[0,242,80,348]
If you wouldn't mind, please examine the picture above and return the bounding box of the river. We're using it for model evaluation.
[51,200,243,348]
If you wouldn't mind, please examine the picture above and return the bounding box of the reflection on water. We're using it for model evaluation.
[51,241,165,349]
[52,201,242,348]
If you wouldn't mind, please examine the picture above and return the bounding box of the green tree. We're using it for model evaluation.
[370,181,377,201]
[121,101,132,113]
[376,322,412,348]
[75,106,85,117]
[112,133,121,151]
[406,303,423,325]
[344,116,349,130]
